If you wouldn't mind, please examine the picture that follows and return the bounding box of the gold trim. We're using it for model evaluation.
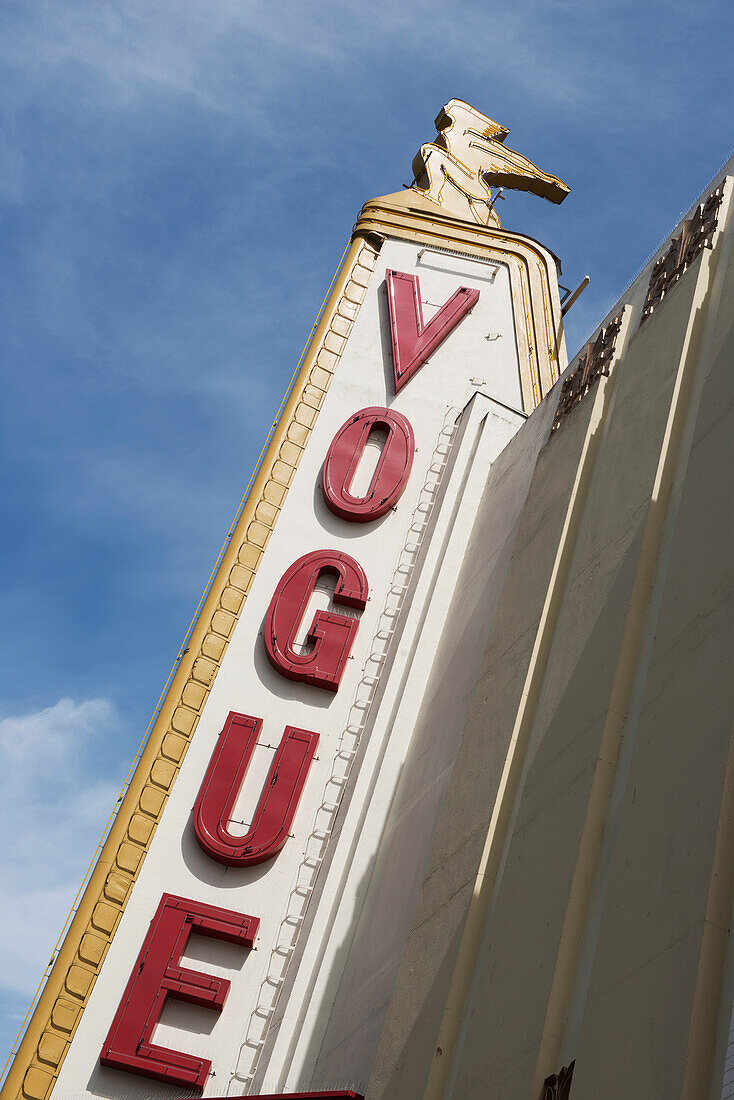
[2,237,378,1100]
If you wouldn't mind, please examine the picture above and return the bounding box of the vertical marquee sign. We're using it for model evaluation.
[3,101,568,1100]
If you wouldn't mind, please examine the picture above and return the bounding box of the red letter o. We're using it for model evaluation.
[322,406,415,522]
[264,550,368,692]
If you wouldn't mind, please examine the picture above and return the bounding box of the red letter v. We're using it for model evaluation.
[193,712,318,866]
[385,269,479,394]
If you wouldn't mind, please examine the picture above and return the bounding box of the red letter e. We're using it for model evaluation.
[100,894,258,1089]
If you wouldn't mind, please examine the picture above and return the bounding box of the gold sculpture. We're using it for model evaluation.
[410,99,570,226]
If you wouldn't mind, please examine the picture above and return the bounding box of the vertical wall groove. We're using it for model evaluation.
[421,315,629,1100]
[531,179,734,1098]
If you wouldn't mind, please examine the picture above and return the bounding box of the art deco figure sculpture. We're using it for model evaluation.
[408,98,570,225]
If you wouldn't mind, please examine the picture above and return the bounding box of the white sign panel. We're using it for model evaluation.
[53,236,528,1099]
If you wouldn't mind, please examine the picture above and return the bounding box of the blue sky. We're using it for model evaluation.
[1,0,733,1071]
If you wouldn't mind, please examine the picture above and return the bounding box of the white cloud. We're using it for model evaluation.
[0,699,124,999]
[0,0,626,122]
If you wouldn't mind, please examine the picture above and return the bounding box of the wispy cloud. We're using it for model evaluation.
[0,699,124,1003]
[0,0,664,138]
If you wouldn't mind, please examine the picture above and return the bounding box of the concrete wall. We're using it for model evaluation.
[367,384,580,1100]
[367,162,734,1099]
[572,253,734,1100]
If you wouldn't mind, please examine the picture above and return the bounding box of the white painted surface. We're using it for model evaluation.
[303,391,557,1095]
[53,236,527,1099]
[257,394,525,1094]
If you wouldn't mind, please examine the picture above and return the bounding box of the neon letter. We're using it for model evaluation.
[193,711,318,866]
[264,550,368,692]
[322,406,415,522]
[385,268,479,393]
[100,894,258,1089]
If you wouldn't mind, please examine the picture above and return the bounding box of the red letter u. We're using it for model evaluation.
[264,550,368,691]
[193,712,318,867]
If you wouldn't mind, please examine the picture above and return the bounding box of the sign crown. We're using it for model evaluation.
[411,98,570,226]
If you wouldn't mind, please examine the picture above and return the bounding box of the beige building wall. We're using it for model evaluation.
[367,159,734,1099]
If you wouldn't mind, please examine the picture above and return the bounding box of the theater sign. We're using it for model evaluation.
[4,101,569,1100]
